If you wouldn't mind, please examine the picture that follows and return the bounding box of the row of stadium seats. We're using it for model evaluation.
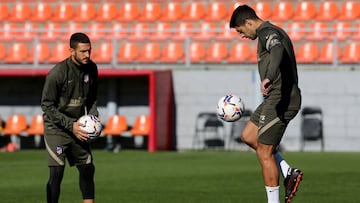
[1,41,359,64]
[2,21,360,43]
[0,1,359,23]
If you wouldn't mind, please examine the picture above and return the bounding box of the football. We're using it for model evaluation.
[78,115,103,140]
[216,94,245,122]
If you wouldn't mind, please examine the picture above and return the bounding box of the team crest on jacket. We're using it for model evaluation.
[56,146,63,155]
[84,74,89,83]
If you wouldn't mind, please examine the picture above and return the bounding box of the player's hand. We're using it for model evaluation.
[261,78,272,96]
[73,121,89,141]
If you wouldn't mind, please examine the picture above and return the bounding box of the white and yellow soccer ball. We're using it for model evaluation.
[78,115,103,140]
[216,94,245,122]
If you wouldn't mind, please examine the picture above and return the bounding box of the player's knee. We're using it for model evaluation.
[77,164,95,179]
[48,166,65,184]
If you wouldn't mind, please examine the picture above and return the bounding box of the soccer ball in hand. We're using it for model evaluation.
[78,115,103,140]
[216,94,245,122]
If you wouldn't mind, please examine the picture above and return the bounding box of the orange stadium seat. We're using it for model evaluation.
[226,2,241,21]
[189,42,206,63]
[340,43,360,64]
[172,22,194,41]
[2,114,27,136]
[249,45,258,63]
[18,22,39,42]
[117,42,139,63]
[138,43,161,63]
[151,22,172,42]
[102,115,128,137]
[27,43,51,64]
[296,43,319,64]
[338,1,360,21]
[138,2,161,22]
[286,22,306,41]
[95,3,117,22]
[204,2,227,22]
[52,3,74,22]
[130,115,150,137]
[331,22,352,41]
[40,23,61,42]
[160,2,183,22]
[117,2,139,22]
[74,3,96,22]
[182,2,205,21]
[5,43,28,64]
[61,23,84,42]
[206,42,228,63]
[31,3,52,22]
[48,43,69,63]
[270,1,294,21]
[26,114,44,136]
[227,43,252,63]
[0,43,6,61]
[127,23,150,42]
[93,43,113,64]
[293,1,316,21]
[8,3,31,22]
[107,23,128,40]
[353,23,360,40]
[0,4,9,21]
[192,22,216,41]
[252,2,272,20]
[216,22,241,42]
[305,22,329,41]
[0,23,17,42]
[316,1,338,21]
[86,23,106,42]
[318,43,341,64]
[160,42,184,63]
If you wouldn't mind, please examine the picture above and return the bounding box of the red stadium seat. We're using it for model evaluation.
[27,43,51,64]
[160,2,183,22]
[192,22,216,41]
[0,4,9,21]
[286,22,306,41]
[31,3,52,22]
[74,3,96,22]
[8,3,31,22]
[86,23,106,42]
[318,43,341,64]
[172,22,194,41]
[151,22,172,42]
[117,43,139,63]
[95,3,117,22]
[206,42,228,63]
[189,43,206,63]
[293,1,316,21]
[182,2,205,21]
[127,23,150,42]
[5,43,28,64]
[138,43,161,63]
[252,2,272,20]
[296,43,319,64]
[331,22,352,41]
[160,42,184,63]
[93,43,113,64]
[52,3,74,22]
[204,2,227,22]
[138,2,161,22]
[340,43,360,64]
[0,23,17,42]
[227,43,252,63]
[270,2,294,21]
[17,22,39,42]
[338,1,360,21]
[48,43,70,63]
[316,1,338,21]
[305,22,329,41]
[40,23,61,42]
[117,2,139,22]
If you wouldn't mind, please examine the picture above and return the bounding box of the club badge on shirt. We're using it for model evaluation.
[84,74,89,83]
[56,146,63,155]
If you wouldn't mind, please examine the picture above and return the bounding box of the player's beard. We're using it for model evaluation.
[74,55,89,65]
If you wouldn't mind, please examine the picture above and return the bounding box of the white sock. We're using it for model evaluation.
[274,151,290,178]
[265,186,280,203]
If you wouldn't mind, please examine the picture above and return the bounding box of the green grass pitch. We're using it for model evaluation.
[0,150,359,203]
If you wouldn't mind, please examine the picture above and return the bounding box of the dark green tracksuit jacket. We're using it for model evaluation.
[256,21,301,112]
[41,57,99,135]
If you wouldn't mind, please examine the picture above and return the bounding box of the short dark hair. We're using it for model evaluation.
[229,4,260,28]
[70,32,91,49]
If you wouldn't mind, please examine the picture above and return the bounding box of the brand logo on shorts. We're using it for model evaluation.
[56,146,63,155]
